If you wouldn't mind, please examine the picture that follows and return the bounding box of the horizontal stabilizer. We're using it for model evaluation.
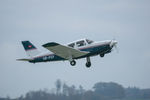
[17,58,33,61]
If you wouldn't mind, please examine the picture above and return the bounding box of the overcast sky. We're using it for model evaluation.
[0,0,150,98]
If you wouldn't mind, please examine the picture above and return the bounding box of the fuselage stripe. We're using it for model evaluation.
[33,43,110,60]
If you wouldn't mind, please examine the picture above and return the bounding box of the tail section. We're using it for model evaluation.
[22,41,40,57]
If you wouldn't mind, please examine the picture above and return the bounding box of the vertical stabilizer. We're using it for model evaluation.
[22,41,40,57]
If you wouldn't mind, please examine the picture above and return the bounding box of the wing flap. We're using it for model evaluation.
[42,42,88,59]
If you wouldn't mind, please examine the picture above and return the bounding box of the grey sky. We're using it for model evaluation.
[0,0,150,98]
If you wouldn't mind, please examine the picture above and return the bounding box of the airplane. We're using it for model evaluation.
[17,38,117,68]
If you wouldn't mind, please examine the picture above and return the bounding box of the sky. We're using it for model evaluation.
[0,0,150,98]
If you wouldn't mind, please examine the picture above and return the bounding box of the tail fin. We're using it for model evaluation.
[22,41,40,57]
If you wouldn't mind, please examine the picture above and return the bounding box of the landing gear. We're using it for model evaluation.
[70,60,76,66]
[100,53,105,57]
[85,57,91,68]
[86,62,91,68]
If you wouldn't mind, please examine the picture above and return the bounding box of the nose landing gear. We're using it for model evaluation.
[100,53,105,57]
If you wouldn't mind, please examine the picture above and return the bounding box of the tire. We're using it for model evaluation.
[100,54,104,57]
[70,60,76,66]
[86,62,91,68]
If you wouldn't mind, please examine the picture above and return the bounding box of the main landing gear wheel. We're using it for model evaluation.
[86,62,91,68]
[70,60,76,66]
[86,57,91,68]
[100,53,105,57]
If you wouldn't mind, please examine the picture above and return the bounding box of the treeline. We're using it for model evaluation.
[1,79,150,100]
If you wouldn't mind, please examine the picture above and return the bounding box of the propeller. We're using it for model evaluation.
[114,43,119,53]
[110,39,118,53]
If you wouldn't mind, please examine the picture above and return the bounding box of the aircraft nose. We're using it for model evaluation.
[110,40,118,48]
[114,40,118,45]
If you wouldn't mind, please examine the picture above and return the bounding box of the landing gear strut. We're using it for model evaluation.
[86,57,91,68]
[70,60,76,66]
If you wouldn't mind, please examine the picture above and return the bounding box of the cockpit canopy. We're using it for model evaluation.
[86,39,94,44]
[68,39,94,48]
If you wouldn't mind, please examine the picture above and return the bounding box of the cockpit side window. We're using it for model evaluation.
[86,39,94,44]
[76,40,86,47]
[68,43,75,48]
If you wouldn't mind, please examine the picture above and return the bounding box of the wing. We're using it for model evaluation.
[42,42,88,60]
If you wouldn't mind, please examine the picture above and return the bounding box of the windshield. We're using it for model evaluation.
[86,39,94,44]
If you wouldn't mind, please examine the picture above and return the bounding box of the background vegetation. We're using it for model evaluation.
[1,79,150,100]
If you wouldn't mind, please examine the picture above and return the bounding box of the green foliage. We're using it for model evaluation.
[93,82,125,99]
[1,80,150,100]
[125,87,150,99]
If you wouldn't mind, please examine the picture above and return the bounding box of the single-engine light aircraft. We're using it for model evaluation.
[17,39,117,68]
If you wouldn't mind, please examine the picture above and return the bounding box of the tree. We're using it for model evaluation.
[125,87,150,99]
[125,87,141,99]
[93,82,125,99]
[141,89,150,99]
[62,83,69,96]
[68,85,76,96]
[79,85,85,94]
[55,79,62,95]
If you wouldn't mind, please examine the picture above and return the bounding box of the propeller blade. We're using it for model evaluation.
[110,40,114,47]
[114,44,119,53]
